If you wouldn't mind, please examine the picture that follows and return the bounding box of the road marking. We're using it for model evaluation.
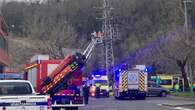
[157,104,162,106]
[174,107,195,110]
[156,103,179,110]
[157,103,195,110]
[80,105,105,108]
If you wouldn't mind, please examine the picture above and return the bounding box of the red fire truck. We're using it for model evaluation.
[24,34,101,110]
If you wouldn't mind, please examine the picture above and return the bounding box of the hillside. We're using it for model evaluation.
[2,0,195,75]
[9,37,42,71]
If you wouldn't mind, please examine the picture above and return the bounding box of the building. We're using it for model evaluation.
[0,15,9,73]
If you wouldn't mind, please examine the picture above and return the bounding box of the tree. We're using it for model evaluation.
[1,1,28,35]
[127,27,195,91]
[2,0,195,74]
[22,3,79,59]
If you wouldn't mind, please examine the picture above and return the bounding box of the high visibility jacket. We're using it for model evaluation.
[95,83,101,87]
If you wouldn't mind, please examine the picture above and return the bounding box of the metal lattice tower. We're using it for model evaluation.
[92,0,116,82]
[92,31,105,72]
[102,0,115,82]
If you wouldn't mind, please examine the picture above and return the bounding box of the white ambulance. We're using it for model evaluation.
[113,68,148,100]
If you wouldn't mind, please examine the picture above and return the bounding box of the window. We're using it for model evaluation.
[0,36,8,52]
[148,81,160,87]
[94,80,108,86]
[27,67,37,87]
[0,82,33,95]
[160,80,172,85]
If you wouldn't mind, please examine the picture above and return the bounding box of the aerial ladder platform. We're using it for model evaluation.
[41,34,102,95]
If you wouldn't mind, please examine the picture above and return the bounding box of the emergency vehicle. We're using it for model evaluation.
[151,75,174,90]
[113,68,148,100]
[0,80,51,110]
[0,73,23,80]
[151,75,185,91]
[24,34,100,110]
[193,84,195,92]
[89,75,109,97]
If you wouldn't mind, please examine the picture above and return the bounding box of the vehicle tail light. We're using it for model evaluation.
[2,106,6,110]
[90,86,96,92]
[91,92,95,97]
[47,97,52,110]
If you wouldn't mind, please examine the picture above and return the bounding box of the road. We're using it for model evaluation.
[80,96,195,110]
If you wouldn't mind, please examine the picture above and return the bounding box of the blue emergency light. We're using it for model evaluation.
[144,68,148,72]
[92,69,106,75]
[94,74,101,78]
[144,66,154,73]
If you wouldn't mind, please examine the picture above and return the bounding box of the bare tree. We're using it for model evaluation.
[128,27,195,91]
[23,3,78,59]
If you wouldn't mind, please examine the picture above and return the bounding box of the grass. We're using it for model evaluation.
[171,92,195,98]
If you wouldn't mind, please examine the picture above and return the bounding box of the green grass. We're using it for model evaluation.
[171,92,195,98]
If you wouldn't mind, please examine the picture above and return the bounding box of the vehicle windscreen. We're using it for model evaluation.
[94,80,108,86]
[0,82,33,95]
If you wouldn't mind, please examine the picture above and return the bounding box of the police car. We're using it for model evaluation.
[0,80,51,110]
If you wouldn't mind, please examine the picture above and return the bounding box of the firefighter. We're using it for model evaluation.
[83,83,90,104]
[95,84,101,98]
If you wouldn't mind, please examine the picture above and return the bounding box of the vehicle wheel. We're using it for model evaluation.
[115,95,123,100]
[115,96,119,99]
[141,96,146,100]
[160,91,167,97]
[66,107,78,110]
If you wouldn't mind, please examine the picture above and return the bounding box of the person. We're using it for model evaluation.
[174,84,180,93]
[95,84,101,98]
[83,83,90,104]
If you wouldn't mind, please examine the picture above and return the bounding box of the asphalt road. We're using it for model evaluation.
[80,96,195,110]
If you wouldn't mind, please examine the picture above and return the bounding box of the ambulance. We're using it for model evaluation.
[89,75,110,97]
[113,65,148,100]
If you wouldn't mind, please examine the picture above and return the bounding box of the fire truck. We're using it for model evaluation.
[113,65,148,100]
[24,34,101,110]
